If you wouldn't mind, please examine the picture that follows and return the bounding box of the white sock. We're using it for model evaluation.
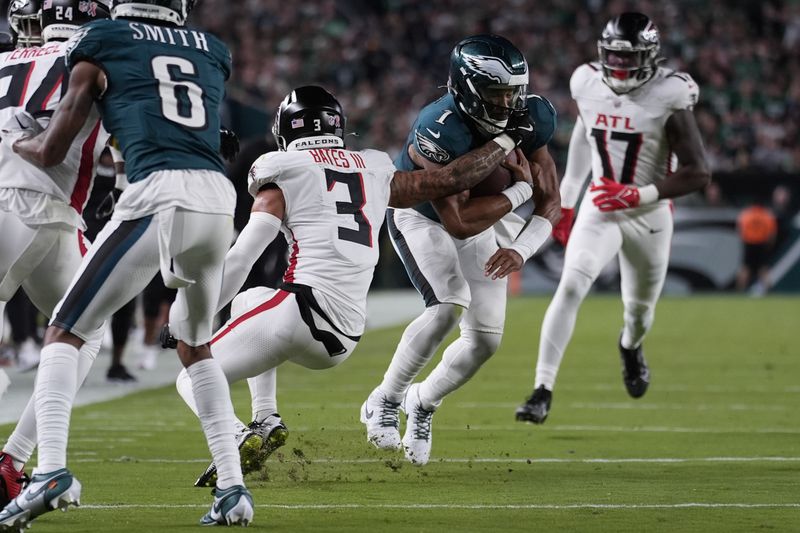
[34,343,80,473]
[4,326,103,467]
[379,304,459,402]
[176,368,198,416]
[186,359,242,490]
[4,396,36,464]
[535,270,593,391]
[418,329,501,409]
[248,369,277,422]
[621,301,654,350]
[178,366,248,432]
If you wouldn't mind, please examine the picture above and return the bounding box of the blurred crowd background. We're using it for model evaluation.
[195,0,800,176]
[2,1,799,374]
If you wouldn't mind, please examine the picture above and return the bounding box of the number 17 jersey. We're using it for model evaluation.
[571,63,699,190]
[248,147,396,337]
[65,18,232,183]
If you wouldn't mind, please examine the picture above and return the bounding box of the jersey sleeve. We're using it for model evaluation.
[569,63,597,100]
[664,71,700,111]
[520,94,557,154]
[361,149,396,185]
[64,21,108,71]
[247,152,284,198]
[208,34,233,81]
[411,110,468,166]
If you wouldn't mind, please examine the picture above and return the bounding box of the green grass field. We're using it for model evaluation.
[2,296,798,532]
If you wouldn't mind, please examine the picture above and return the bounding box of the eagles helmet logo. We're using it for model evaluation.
[415,131,451,164]
[462,54,518,84]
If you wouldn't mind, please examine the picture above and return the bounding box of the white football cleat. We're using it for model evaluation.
[360,388,402,450]
[401,384,435,466]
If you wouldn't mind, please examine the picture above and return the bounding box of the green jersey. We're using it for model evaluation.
[66,19,232,183]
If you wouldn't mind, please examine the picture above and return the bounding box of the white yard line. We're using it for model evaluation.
[67,424,800,435]
[73,456,800,464]
[77,502,800,510]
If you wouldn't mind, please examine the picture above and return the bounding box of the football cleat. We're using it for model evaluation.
[619,335,650,398]
[515,385,553,424]
[0,454,27,509]
[401,384,435,466]
[195,415,289,488]
[0,468,81,531]
[360,388,402,450]
[106,363,137,383]
[199,484,253,527]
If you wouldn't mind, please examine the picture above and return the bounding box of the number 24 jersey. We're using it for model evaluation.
[248,147,396,337]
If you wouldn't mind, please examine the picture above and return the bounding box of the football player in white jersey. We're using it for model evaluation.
[515,13,711,424]
[0,0,110,510]
[171,85,531,486]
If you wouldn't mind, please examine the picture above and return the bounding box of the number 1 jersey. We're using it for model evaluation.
[248,147,396,337]
[65,19,232,183]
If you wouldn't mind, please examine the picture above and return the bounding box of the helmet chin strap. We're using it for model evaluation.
[455,101,507,137]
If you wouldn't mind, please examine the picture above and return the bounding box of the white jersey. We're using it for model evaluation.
[248,147,396,336]
[0,41,109,229]
[571,63,698,190]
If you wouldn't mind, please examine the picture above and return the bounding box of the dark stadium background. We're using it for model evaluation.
[2,0,797,292]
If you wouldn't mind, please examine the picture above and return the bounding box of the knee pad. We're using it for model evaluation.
[570,249,601,280]
[557,267,594,304]
[461,329,502,364]
[425,303,461,337]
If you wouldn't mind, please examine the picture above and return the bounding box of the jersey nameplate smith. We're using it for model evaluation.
[129,23,210,51]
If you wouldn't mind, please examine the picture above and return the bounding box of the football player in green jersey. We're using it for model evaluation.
[4,0,253,527]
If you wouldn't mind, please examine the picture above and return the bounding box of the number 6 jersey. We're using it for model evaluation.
[64,18,232,184]
[248,147,396,337]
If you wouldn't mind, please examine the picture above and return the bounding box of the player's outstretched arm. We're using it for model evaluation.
[388,136,511,208]
[13,61,104,167]
[216,185,285,313]
[659,109,711,198]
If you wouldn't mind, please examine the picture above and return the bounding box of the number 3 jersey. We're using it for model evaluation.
[570,62,699,193]
[0,41,108,229]
[65,18,231,184]
[248,147,396,337]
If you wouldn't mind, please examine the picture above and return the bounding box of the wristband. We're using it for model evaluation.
[638,184,659,205]
[508,215,553,261]
[501,181,533,210]
[493,133,516,155]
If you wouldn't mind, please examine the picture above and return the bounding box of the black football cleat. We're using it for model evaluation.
[159,323,178,349]
[619,335,650,398]
[515,385,552,424]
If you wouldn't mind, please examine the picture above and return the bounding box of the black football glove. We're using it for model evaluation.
[219,126,240,162]
[504,111,536,150]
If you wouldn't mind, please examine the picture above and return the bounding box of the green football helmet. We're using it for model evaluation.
[447,34,528,135]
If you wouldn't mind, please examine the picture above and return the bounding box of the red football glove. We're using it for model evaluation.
[551,207,575,246]
[590,177,640,212]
